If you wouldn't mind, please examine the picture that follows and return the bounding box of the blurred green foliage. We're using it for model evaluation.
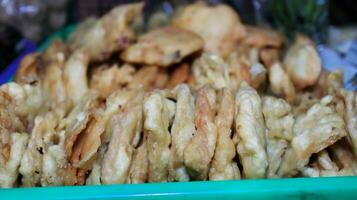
[271,0,329,44]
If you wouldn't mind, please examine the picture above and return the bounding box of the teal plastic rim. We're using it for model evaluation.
[1,176,357,200]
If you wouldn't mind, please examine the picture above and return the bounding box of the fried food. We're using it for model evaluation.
[209,89,240,180]
[269,62,296,103]
[15,53,43,84]
[0,132,28,188]
[128,66,158,90]
[168,84,195,182]
[127,138,148,184]
[227,47,267,90]
[101,90,144,184]
[283,34,322,89]
[260,48,279,68]
[63,50,90,103]
[234,81,267,179]
[173,2,245,58]
[90,64,135,99]
[193,53,231,90]
[166,63,190,89]
[144,91,171,182]
[241,26,284,48]
[184,85,217,180]
[86,145,107,185]
[292,96,347,169]
[68,3,143,61]
[121,26,203,67]
[342,91,357,156]
[262,96,294,178]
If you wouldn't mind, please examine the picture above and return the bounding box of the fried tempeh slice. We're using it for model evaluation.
[184,85,217,180]
[262,96,294,178]
[144,91,171,182]
[292,95,347,169]
[101,90,144,184]
[173,2,245,58]
[121,26,203,67]
[68,3,143,61]
[234,81,267,179]
[168,84,195,182]
[0,132,28,188]
[209,89,240,180]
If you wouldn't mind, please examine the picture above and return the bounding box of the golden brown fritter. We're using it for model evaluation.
[168,84,195,182]
[234,82,267,179]
[121,26,203,67]
[184,85,217,180]
[268,62,296,103]
[283,34,322,89]
[209,89,240,180]
[173,2,245,58]
[68,3,143,61]
[144,91,171,182]
[241,26,284,48]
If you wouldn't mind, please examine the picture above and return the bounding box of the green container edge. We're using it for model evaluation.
[1,176,357,200]
[2,25,357,200]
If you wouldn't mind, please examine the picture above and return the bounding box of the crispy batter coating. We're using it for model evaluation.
[342,91,357,156]
[128,66,159,90]
[283,34,321,89]
[69,3,143,61]
[173,2,245,58]
[184,85,217,180]
[262,96,294,178]
[90,64,135,99]
[234,81,267,179]
[127,138,148,184]
[0,132,28,188]
[86,145,107,185]
[330,141,357,175]
[269,62,296,103]
[63,50,90,103]
[168,84,195,182]
[241,26,284,48]
[292,96,347,169]
[101,91,144,184]
[227,48,267,90]
[121,26,203,67]
[193,53,231,90]
[15,53,43,84]
[209,89,240,180]
[144,91,171,182]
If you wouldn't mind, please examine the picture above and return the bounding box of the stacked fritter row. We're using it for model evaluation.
[1,71,356,187]
[0,2,356,188]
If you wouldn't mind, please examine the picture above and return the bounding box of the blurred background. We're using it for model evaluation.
[1,0,356,87]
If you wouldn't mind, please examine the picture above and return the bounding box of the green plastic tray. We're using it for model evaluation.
[1,177,357,200]
[2,25,357,200]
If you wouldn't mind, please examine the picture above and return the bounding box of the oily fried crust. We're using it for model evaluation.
[173,2,246,58]
[166,63,190,89]
[0,132,28,188]
[234,81,267,179]
[121,26,203,67]
[101,90,144,184]
[184,85,217,180]
[168,84,195,182]
[269,62,296,103]
[127,138,148,184]
[144,91,171,182]
[292,96,347,169]
[209,89,240,180]
[341,91,357,156]
[262,96,294,178]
